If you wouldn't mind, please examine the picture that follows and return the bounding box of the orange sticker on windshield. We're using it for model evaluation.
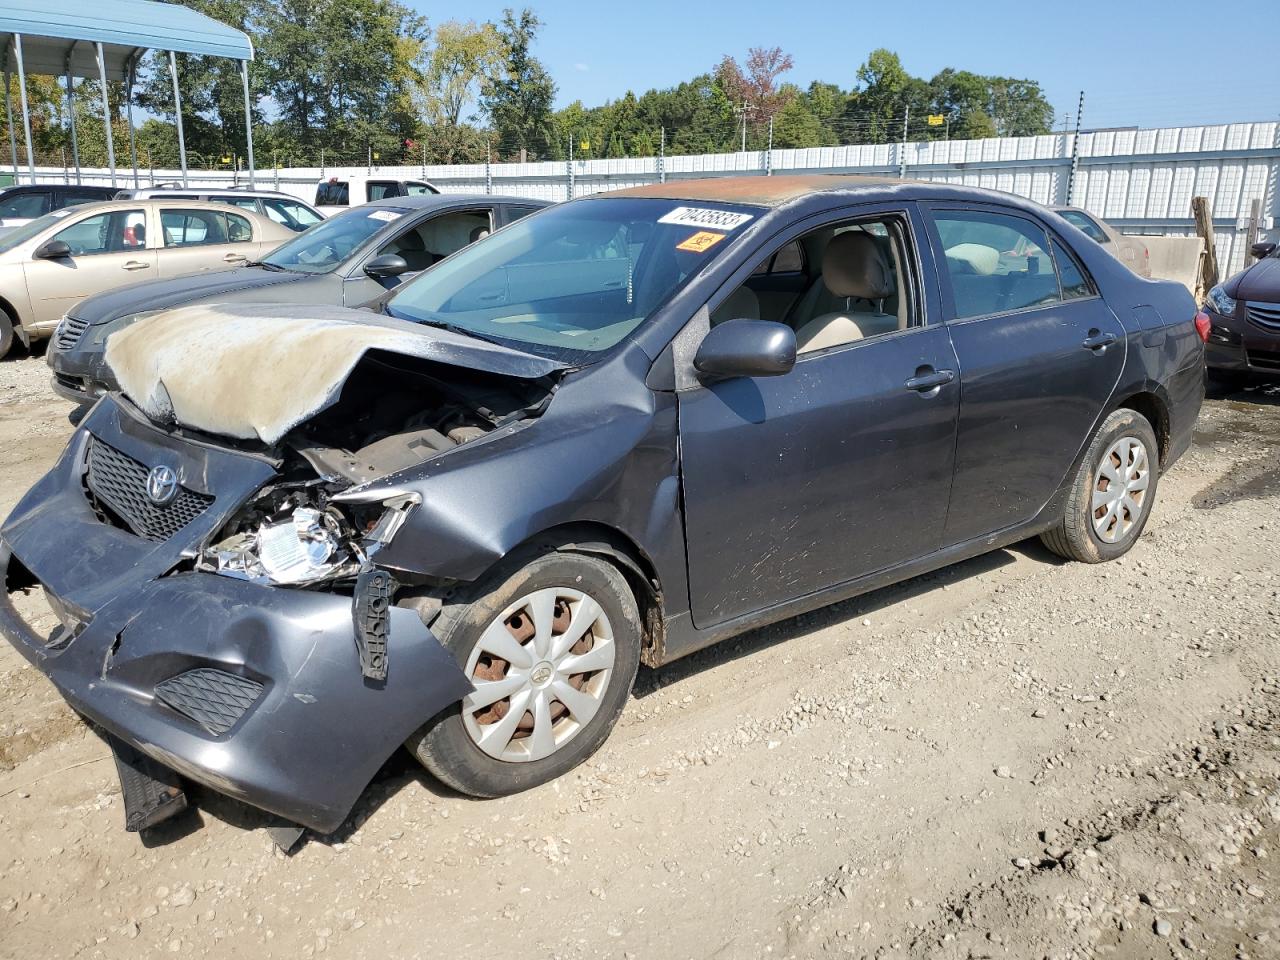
[677,231,727,253]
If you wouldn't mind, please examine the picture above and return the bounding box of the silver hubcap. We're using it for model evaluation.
[1092,435,1150,543]
[461,587,615,763]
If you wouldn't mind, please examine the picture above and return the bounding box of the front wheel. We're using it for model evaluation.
[406,551,641,797]
[1041,408,1160,563]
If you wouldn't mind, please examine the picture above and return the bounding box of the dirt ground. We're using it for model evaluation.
[1,350,1278,960]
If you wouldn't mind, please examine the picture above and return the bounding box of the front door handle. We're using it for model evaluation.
[904,369,956,393]
[1082,330,1117,351]
[222,253,247,263]
[122,260,150,271]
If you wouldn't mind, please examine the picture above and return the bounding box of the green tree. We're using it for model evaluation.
[481,8,556,160]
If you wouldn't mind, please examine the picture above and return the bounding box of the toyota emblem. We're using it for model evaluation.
[146,465,179,506]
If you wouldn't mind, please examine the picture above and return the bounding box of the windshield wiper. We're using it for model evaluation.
[251,261,288,272]
[386,306,507,347]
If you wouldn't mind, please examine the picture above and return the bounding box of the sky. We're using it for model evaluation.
[405,0,1280,131]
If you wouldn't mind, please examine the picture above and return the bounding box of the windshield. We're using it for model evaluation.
[385,197,760,360]
[261,206,407,273]
[0,208,76,255]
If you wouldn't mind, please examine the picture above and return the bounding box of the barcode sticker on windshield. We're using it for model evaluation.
[658,207,753,230]
[367,210,402,222]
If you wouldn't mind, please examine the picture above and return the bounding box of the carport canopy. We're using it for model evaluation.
[0,0,257,188]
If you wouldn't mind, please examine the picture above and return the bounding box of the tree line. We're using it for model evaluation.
[3,1,1057,170]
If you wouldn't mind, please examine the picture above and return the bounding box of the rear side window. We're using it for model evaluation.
[1052,240,1093,300]
[933,210,1064,319]
[505,205,541,223]
[161,208,230,247]
[225,212,253,242]
[316,181,349,205]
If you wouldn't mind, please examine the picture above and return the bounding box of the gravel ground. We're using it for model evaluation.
[0,352,1278,960]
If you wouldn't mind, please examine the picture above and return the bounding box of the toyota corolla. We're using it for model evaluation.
[0,175,1206,848]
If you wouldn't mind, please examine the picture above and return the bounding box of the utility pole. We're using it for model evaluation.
[484,140,492,194]
[1066,91,1085,206]
[658,126,666,183]
[733,101,754,152]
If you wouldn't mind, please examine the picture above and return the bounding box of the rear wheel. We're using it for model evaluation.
[405,551,641,797]
[1041,408,1160,563]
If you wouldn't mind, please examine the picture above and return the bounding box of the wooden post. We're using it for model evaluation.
[1191,196,1219,301]
[1242,197,1262,268]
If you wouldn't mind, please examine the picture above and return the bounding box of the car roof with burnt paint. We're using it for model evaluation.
[601,174,1048,213]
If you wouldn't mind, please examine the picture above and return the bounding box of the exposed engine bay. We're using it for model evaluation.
[196,351,556,588]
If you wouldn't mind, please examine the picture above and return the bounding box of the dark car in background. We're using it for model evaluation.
[0,182,116,228]
[1,176,1205,846]
[1204,239,1280,382]
[48,193,549,406]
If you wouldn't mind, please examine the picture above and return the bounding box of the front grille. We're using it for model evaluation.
[55,315,90,351]
[155,669,264,736]
[84,438,214,542]
[1246,301,1280,332]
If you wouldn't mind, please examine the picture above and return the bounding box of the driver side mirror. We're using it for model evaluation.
[694,319,797,380]
[1251,241,1277,260]
[35,239,71,260]
[364,253,410,278]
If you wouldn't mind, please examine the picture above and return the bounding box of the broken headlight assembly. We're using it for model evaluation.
[199,488,419,587]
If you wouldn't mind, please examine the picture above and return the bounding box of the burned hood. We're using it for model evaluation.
[104,303,565,445]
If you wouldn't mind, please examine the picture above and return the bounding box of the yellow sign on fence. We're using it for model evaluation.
[927,114,946,127]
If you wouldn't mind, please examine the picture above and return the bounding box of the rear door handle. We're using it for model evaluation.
[1082,330,1117,350]
[122,260,150,271]
[904,369,956,393]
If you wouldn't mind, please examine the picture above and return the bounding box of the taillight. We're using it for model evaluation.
[1194,310,1211,343]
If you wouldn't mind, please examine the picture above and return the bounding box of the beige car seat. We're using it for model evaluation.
[794,232,898,353]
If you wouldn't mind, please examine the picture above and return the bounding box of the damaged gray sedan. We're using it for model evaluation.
[0,176,1205,845]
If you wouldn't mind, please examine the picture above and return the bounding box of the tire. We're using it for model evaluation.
[405,550,641,798]
[0,311,13,361]
[1041,408,1160,563]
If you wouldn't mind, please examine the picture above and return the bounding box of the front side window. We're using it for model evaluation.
[1059,209,1109,244]
[386,197,762,361]
[933,210,1063,319]
[53,209,147,255]
[376,210,492,271]
[160,208,230,247]
[715,217,915,354]
[0,191,51,219]
[262,205,408,274]
[367,181,402,201]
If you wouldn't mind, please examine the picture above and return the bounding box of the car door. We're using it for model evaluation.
[21,206,155,327]
[924,204,1126,545]
[342,206,496,306]
[677,205,961,628]
[156,206,255,278]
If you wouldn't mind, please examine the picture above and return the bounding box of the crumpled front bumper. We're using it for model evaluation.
[0,396,471,835]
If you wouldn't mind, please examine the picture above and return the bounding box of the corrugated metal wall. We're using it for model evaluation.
[30,120,1280,275]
